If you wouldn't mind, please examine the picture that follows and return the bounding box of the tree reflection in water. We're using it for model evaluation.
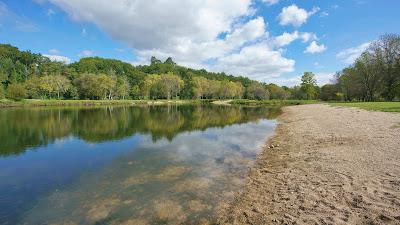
[0,104,281,156]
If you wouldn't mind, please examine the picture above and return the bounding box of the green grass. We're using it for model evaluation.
[230,99,320,106]
[0,99,208,108]
[329,102,400,112]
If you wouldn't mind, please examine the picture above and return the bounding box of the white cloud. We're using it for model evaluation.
[46,0,253,49]
[43,54,71,64]
[304,41,327,54]
[41,0,297,81]
[133,16,268,66]
[269,72,334,86]
[78,50,94,57]
[48,49,60,54]
[314,72,335,85]
[262,0,279,6]
[273,31,316,47]
[278,4,319,27]
[267,76,301,87]
[211,42,295,80]
[300,32,318,42]
[336,42,371,64]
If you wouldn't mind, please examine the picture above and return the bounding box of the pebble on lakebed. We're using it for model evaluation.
[267,144,280,149]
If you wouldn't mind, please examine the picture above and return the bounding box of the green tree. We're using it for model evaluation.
[116,76,130,99]
[300,72,317,100]
[66,86,79,100]
[141,74,160,99]
[320,84,339,101]
[98,74,116,99]
[165,57,176,65]
[7,83,27,101]
[25,76,43,99]
[130,85,141,99]
[0,85,5,99]
[150,56,162,65]
[0,68,7,85]
[247,82,269,100]
[193,76,208,99]
[369,34,400,101]
[267,83,290,99]
[74,74,102,99]
[53,75,71,99]
[354,52,381,101]
[160,72,184,99]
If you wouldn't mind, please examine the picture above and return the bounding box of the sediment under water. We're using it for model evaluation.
[0,104,279,224]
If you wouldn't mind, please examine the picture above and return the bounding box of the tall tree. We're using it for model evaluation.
[247,82,269,100]
[300,72,317,100]
[116,76,130,99]
[369,34,400,100]
[354,52,381,101]
[160,72,184,99]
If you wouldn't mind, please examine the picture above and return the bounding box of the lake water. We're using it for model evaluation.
[0,104,279,225]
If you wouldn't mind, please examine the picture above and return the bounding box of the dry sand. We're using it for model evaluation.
[218,104,400,225]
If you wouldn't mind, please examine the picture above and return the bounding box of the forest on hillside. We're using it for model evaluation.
[0,34,399,101]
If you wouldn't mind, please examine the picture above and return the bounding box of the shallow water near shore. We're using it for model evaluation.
[0,104,279,224]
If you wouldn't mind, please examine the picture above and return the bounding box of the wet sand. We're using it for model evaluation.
[218,104,400,225]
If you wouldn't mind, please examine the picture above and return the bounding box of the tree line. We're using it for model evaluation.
[319,34,400,101]
[0,44,314,101]
[0,45,272,101]
[1,33,399,102]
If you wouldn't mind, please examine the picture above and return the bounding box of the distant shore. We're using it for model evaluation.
[218,104,400,224]
[0,99,317,108]
[0,99,211,108]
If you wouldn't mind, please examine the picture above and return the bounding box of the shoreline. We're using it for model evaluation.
[0,99,210,108]
[0,99,317,109]
[218,104,400,224]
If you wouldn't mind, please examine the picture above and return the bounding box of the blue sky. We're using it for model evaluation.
[1,0,399,86]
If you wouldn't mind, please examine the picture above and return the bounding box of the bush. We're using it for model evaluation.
[7,83,27,101]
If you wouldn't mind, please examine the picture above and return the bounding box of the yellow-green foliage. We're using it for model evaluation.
[7,83,27,101]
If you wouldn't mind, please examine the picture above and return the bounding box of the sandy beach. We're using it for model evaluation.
[218,104,400,225]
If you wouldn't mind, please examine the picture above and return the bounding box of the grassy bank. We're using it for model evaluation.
[329,102,400,112]
[230,99,320,106]
[0,99,208,108]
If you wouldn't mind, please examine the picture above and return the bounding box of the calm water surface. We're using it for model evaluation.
[0,105,280,225]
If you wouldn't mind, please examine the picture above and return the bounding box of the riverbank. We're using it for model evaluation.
[218,104,400,224]
[0,99,209,108]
